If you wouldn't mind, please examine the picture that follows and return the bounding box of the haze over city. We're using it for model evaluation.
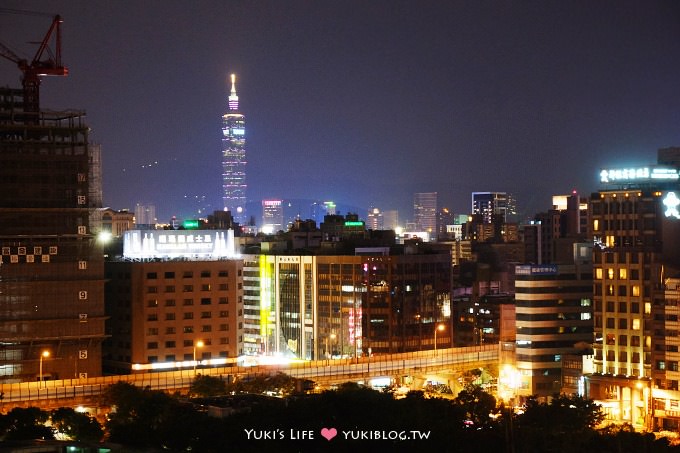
[1,0,679,222]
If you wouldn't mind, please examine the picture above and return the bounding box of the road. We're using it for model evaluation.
[0,344,499,406]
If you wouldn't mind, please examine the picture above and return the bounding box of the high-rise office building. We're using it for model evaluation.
[383,210,399,231]
[134,203,157,228]
[515,253,593,397]
[243,250,452,360]
[472,192,509,224]
[438,207,455,239]
[0,87,106,382]
[222,74,247,224]
[588,161,680,429]
[413,192,437,233]
[104,231,243,373]
[262,199,284,234]
[366,207,384,231]
[523,192,587,265]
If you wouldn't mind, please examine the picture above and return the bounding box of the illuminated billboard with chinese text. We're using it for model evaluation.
[122,229,237,259]
[600,166,679,184]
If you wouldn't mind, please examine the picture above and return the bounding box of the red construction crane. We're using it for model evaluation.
[0,12,68,114]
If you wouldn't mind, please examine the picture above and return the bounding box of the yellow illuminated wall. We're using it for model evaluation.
[259,255,275,337]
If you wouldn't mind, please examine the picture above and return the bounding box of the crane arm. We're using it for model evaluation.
[0,40,25,65]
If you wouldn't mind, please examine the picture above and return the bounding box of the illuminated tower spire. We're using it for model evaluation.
[228,73,239,111]
[222,73,247,224]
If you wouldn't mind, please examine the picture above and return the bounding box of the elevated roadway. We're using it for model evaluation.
[0,344,498,410]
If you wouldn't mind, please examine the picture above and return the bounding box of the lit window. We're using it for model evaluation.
[607,269,614,279]
[619,269,627,279]
[593,219,599,231]
[595,269,603,280]
[632,318,641,330]
[632,285,640,297]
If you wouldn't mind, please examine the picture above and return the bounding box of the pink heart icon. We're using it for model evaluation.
[320,427,337,441]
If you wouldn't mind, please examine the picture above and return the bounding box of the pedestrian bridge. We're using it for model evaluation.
[0,344,499,409]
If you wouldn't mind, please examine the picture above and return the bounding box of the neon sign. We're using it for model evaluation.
[663,192,680,219]
[600,167,679,183]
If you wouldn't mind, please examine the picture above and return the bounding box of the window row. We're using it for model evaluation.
[595,284,643,297]
[147,284,232,293]
[598,350,643,364]
[604,333,641,346]
[147,298,228,307]
[146,311,229,321]
[147,337,235,349]
[656,361,680,372]
[597,300,651,314]
[147,325,229,335]
[595,268,641,280]
[146,270,231,279]
[147,348,230,362]
[600,317,641,330]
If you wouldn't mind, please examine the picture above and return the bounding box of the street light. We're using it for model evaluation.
[325,333,337,365]
[193,340,204,376]
[39,350,50,388]
[433,324,445,356]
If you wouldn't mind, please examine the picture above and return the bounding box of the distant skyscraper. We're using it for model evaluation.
[383,210,399,230]
[323,201,337,216]
[134,203,156,228]
[222,74,247,224]
[471,192,509,224]
[262,199,284,234]
[413,192,437,233]
[366,207,384,230]
[438,207,455,238]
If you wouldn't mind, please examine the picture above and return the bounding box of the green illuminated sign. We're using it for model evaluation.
[182,219,200,229]
[344,221,364,226]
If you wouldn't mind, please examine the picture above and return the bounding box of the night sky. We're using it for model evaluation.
[2,1,680,224]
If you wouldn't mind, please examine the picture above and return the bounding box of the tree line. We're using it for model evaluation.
[0,374,678,452]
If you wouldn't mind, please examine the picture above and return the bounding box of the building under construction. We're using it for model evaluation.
[0,86,106,382]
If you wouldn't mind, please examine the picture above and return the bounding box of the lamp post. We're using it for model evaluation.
[193,340,204,376]
[325,333,336,365]
[39,350,50,388]
[636,380,652,431]
[434,324,445,357]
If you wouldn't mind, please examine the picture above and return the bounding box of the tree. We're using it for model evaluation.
[518,393,604,433]
[229,372,298,396]
[454,384,497,428]
[50,407,103,442]
[190,374,227,398]
[102,381,180,448]
[514,394,604,453]
[0,407,54,441]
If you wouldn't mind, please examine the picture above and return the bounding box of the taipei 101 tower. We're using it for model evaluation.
[221,74,247,224]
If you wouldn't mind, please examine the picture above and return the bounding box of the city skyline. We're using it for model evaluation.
[1,1,679,222]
